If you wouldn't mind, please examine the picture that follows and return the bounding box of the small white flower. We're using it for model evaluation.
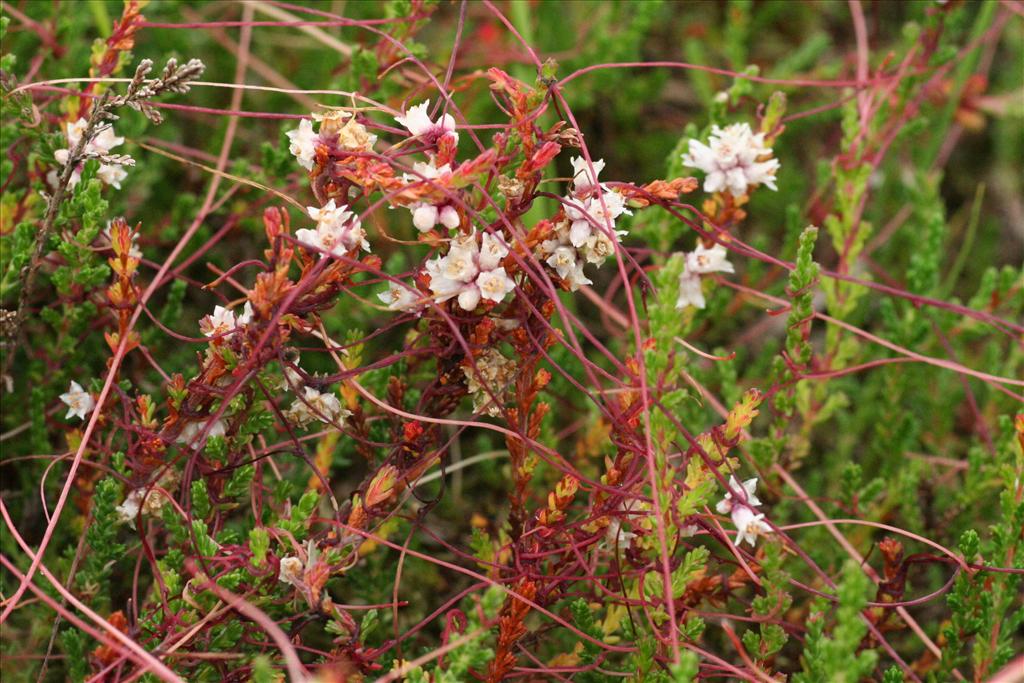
[682,122,780,198]
[570,156,606,192]
[675,272,706,310]
[278,556,304,588]
[97,163,128,189]
[475,267,515,303]
[275,363,306,392]
[394,99,458,144]
[605,498,643,547]
[115,491,142,525]
[580,231,617,264]
[439,244,480,283]
[546,246,578,280]
[307,198,354,230]
[286,118,318,171]
[425,266,467,303]
[675,243,735,310]
[59,380,95,421]
[404,160,449,182]
[236,302,254,326]
[479,233,509,271]
[567,192,631,248]
[378,283,420,311]
[284,387,350,428]
[715,476,762,515]
[686,243,734,275]
[199,305,238,337]
[176,419,227,450]
[731,505,772,547]
[564,262,593,291]
[64,118,89,148]
[91,124,124,152]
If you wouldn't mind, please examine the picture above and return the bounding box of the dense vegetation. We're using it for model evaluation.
[0,1,1021,681]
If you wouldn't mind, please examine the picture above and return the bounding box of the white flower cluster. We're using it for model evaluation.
[296,199,369,257]
[54,118,130,189]
[199,302,254,338]
[462,348,517,416]
[285,110,378,171]
[682,122,779,198]
[716,475,772,547]
[59,380,95,421]
[538,157,632,291]
[425,231,514,311]
[394,99,458,145]
[283,386,351,428]
[403,160,461,232]
[675,242,735,310]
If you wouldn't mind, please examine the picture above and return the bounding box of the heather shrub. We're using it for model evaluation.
[0,2,1021,682]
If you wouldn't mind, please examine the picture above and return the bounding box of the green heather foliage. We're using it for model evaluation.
[0,2,1021,682]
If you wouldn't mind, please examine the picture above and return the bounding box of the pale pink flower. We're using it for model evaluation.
[682,123,780,197]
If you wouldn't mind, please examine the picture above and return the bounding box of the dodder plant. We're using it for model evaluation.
[0,2,1021,682]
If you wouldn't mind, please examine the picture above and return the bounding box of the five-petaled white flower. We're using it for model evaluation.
[59,380,95,421]
[715,476,762,515]
[378,283,421,312]
[297,199,369,257]
[285,118,318,171]
[545,246,593,291]
[199,305,238,338]
[476,267,515,303]
[686,243,734,275]
[570,155,606,193]
[682,122,780,198]
[394,100,458,144]
[54,118,130,189]
[675,243,736,310]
